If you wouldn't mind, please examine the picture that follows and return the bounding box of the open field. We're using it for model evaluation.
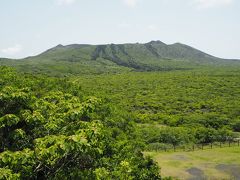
[146,147,240,179]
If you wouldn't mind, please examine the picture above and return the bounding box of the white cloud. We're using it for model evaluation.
[147,25,158,31]
[1,44,22,55]
[123,0,138,7]
[57,0,76,6]
[194,0,233,8]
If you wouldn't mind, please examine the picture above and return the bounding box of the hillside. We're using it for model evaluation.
[1,47,240,179]
[0,41,239,76]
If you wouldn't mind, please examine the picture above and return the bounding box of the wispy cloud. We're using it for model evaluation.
[1,44,22,55]
[123,0,139,7]
[56,0,76,6]
[193,0,233,8]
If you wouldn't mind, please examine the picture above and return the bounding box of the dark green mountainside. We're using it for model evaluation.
[1,41,239,75]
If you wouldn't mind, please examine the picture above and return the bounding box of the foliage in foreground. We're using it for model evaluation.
[0,67,161,179]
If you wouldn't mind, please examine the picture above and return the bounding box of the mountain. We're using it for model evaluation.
[0,41,239,76]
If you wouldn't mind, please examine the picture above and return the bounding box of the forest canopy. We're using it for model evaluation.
[1,64,240,179]
[0,66,160,179]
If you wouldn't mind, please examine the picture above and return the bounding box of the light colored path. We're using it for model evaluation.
[145,147,240,179]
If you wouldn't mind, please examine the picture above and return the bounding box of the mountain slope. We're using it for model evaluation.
[0,41,239,76]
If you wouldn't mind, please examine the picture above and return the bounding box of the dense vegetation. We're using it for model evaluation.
[1,42,240,179]
[1,65,239,179]
[0,67,160,179]
[73,68,240,149]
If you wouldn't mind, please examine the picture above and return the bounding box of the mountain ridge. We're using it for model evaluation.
[0,40,240,76]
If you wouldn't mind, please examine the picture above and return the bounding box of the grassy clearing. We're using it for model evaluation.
[145,146,240,179]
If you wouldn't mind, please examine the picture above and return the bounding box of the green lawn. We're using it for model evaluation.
[145,147,240,179]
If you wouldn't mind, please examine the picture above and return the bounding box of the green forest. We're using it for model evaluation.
[0,40,240,180]
[1,63,240,179]
[0,66,163,179]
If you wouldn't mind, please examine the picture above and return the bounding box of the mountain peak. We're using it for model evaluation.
[148,40,166,45]
[1,40,239,75]
[55,44,64,48]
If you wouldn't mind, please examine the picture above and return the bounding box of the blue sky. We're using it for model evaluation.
[0,0,239,59]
